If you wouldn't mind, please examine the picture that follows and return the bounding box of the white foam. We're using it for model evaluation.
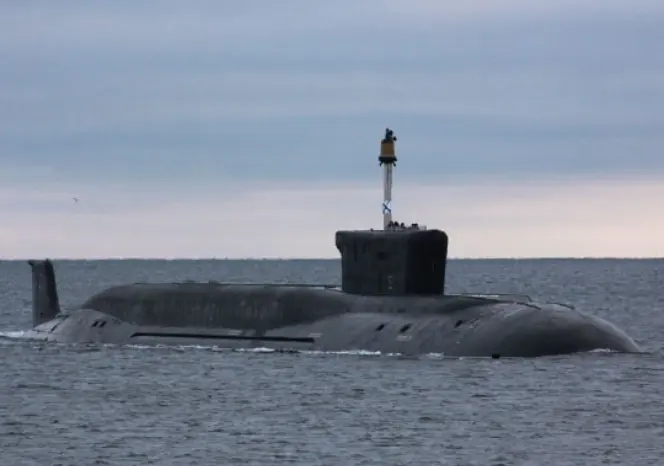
[0,331,626,358]
[0,329,49,341]
[587,348,616,353]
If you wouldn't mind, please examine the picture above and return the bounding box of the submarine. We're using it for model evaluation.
[25,129,639,357]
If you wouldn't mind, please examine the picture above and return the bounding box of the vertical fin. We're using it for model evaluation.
[27,259,61,327]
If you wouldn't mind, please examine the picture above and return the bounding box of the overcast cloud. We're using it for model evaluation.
[1,1,663,258]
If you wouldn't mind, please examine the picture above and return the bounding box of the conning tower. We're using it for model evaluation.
[335,129,449,296]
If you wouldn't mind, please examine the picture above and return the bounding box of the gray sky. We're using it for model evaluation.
[2,1,664,258]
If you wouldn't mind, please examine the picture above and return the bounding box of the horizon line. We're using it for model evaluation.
[3,256,663,261]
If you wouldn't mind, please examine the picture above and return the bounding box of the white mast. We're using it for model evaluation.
[378,128,397,230]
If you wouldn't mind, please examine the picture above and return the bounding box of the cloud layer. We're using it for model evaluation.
[1,1,663,257]
[2,175,663,259]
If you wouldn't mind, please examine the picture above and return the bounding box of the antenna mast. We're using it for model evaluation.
[378,128,397,230]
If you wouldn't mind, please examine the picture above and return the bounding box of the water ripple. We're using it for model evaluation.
[1,258,664,464]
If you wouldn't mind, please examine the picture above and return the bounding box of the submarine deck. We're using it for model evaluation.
[88,281,533,303]
[75,281,543,333]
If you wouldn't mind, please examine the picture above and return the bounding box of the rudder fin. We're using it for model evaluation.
[27,259,61,327]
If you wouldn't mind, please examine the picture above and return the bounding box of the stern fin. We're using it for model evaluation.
[27,259,61,326]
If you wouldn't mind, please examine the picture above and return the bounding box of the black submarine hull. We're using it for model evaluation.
[28,260,640,357]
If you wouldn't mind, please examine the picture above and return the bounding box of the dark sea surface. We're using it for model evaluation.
[1,258,663,465]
